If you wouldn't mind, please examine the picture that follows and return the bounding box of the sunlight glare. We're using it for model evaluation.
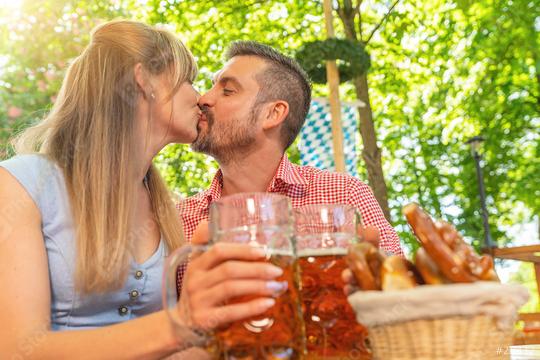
[0,0,23,12]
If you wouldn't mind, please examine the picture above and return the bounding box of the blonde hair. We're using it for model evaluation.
[13,20,196,294]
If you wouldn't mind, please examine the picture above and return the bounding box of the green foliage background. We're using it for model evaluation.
[1,0,538,258]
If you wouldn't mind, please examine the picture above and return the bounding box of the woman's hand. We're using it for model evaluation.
[178,221,285,330]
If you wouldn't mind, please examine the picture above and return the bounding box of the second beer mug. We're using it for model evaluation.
[294,204,370,359]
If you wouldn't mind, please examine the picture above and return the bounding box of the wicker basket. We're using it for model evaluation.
[348,283,529,360]
[367,314,512,360]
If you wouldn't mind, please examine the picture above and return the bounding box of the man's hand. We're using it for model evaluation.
[191,220,210,246]
[343,225,381,295]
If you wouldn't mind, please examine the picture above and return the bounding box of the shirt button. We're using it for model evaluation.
[129,290,140,299]
[134,270,143,279]
[118,305,129,316]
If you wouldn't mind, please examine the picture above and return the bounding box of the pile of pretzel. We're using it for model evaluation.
[347,203,499,291]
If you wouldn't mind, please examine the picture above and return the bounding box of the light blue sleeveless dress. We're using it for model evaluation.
[0,154,166,330]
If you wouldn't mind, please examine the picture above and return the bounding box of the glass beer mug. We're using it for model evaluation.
[164,193,305,359]
[294,204,370,359]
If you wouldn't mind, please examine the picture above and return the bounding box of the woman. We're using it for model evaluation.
[0,20,282,359]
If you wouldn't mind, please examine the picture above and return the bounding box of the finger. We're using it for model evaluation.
[191,243,266,271]
[364,226,380,247]
[189,260,284,291]
[192,220,210,245]
[192,297,277,330]
[341,268,355,284]
[343,284,358,296]
[357,225,380,248]
[190,279,288,308]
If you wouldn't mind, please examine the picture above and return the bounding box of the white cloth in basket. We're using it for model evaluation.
[348,282,529,330]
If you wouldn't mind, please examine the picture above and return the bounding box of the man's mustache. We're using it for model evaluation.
[200,105,214,125]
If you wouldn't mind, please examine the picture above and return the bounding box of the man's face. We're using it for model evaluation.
[191,56,267,163]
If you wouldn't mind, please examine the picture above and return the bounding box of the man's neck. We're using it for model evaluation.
[219,150,284,197]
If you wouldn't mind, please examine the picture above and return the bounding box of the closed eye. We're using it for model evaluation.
[223,88,235,95]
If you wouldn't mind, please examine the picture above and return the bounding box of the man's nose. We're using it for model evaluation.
[198,90,214,108]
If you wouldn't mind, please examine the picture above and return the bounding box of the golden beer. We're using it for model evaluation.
[298,247,370,359]
[210,252,305,359]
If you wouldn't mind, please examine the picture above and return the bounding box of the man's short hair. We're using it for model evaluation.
[225,41,312,150]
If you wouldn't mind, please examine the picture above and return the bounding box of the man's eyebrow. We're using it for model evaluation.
[214,76,243,90]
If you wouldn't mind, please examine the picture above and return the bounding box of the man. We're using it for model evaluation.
[181,41,403,256]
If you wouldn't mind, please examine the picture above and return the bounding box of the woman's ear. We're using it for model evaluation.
[262,100,289,130]
[133,63,153,100]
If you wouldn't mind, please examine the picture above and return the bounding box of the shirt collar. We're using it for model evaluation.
[202,154,308,206]
[201,169,223,207]
[267,154,308,190]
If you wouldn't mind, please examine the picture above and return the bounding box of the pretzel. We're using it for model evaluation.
[415,247,449,285]
[347,242,385,290]
[402,204,476,283]
[434,221,459,248]
[477,255,500,281]
[346,204,499,293]
[381,256,422,291]
[434,220,497,281]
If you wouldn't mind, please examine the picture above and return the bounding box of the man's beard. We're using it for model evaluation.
[191,106,259,164]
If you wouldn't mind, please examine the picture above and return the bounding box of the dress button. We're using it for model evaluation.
[130,290,140,299]
[118,305,129,316]
[135,270,143,279]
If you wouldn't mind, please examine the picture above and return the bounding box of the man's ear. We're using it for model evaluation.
[262,100,289,130]
[133,63,153,100]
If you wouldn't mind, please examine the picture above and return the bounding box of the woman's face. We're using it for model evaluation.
[149,74,201,145]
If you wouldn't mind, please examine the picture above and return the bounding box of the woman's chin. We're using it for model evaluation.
[169,132,198,145]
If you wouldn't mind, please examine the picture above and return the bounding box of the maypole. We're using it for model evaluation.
[323,0,345,173]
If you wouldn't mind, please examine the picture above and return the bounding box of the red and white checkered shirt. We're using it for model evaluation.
[179,155,403,256]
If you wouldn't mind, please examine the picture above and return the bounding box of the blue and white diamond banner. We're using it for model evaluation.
[298,98,360,177]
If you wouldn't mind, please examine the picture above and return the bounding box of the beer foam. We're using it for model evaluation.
[295,233,354,249]
[264,248,294,257]
[297,247,348,257]
[213,225,295,258]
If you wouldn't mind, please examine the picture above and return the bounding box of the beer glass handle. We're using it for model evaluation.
[354,209,364,243]
[162,244,210,350]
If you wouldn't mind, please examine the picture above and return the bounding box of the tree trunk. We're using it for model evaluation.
[353,75,392,222]
[337,1,393,222]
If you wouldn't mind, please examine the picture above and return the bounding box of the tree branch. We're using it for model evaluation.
[203,0,266,33]
[365,0,400,45]
[356,0,363,42]
[336,0,343,26]
[336,0,358,39]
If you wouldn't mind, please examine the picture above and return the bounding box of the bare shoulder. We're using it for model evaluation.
[0,167,51,344]
[0,166,41,224]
